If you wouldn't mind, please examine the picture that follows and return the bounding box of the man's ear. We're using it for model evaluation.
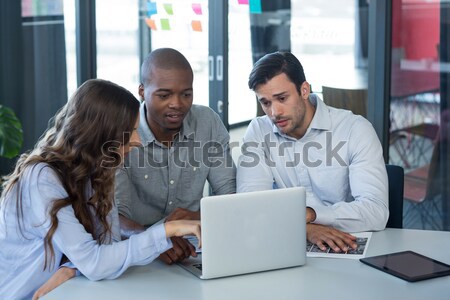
[138,84,144,100]
[301,82,310,99]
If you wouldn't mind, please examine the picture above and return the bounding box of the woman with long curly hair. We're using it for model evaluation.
[0,79,201,300]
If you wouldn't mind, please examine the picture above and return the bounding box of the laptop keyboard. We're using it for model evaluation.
[306,237,368,255]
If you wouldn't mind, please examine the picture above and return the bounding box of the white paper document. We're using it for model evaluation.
[306,232,372,259]
[186,231,372,259]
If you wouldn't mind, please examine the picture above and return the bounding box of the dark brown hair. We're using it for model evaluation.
[248,51,306,94]
[1,79,139,269]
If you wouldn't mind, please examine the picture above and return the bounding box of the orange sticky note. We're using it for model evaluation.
[191,20,202,32]
[145,18,157,30]
[192,3,202,15]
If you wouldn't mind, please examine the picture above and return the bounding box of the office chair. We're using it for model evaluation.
[403,132,443,230]
[321,86,368,117]
[389,123,439,170]
[386,164,404,229]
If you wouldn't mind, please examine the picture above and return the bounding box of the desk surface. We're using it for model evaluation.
[43,229,450,300]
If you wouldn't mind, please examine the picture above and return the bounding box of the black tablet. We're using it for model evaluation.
[360,251,450,282]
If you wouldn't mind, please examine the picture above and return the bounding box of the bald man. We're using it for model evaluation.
[115,48,236,264]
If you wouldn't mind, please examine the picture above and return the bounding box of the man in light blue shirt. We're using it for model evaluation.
[237,52,388,252]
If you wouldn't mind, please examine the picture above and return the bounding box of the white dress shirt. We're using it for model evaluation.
[237,94,388,232]
[0,163,172,300]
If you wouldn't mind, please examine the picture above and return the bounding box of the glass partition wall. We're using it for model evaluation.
[388,0,450,231]
[3,0,449,231]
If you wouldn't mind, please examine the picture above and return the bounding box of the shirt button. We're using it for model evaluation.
[170,180,174,185]
[144,174,148,179]
[169,201,173,205]
[193,167,197,171]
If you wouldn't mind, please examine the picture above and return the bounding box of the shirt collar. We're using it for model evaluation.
[308,93,332,131]
[138,102,156,145]
[272,93,332,141]
[138,102,195,146]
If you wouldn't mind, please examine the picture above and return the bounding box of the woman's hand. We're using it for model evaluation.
[164,220,202,248]
[32,267,76,300]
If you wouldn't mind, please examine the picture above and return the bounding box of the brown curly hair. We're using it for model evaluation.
[1,79,140,269]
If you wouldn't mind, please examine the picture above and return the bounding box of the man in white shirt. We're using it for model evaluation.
[237,52,388,252]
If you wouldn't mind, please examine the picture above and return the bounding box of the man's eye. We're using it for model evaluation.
[158,94,169,99]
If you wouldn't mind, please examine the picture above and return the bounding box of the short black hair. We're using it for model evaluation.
[140,48,193,85]
[248,52,306,94]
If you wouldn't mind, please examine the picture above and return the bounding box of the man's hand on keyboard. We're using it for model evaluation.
[307,224,357,252]
[159,236,197,265]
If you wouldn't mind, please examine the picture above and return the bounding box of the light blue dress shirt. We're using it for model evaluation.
[237,94,389,232]
[0,163,172,300]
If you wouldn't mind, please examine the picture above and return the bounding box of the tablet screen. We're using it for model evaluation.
[360,251,450,282]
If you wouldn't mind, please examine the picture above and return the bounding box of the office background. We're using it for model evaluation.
[1,0,449,231]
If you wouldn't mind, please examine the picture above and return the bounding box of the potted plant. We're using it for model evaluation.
[0,104,23,158]
[0,104,23,188]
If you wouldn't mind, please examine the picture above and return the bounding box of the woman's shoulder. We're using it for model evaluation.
[24,162,62,187]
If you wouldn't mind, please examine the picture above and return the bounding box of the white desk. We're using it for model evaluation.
[43,229,450,300]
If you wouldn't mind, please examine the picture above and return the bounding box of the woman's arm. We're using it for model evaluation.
[32,267,76,300]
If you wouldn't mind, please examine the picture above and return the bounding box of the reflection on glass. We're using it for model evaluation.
[96,0,140,98]
[63,0,76,99]
[142,0,209,107]
[389,0,448,231]
[291,0,359,92]
[229,1,256,124]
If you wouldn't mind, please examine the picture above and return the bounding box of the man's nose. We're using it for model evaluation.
[168,95,182,109]
[271,102,282,117]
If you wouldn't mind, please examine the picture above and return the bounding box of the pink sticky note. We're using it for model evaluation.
[238,0,249,4]
[192,3,202,15]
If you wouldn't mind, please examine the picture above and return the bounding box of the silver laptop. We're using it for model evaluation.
[177,187,306,279]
